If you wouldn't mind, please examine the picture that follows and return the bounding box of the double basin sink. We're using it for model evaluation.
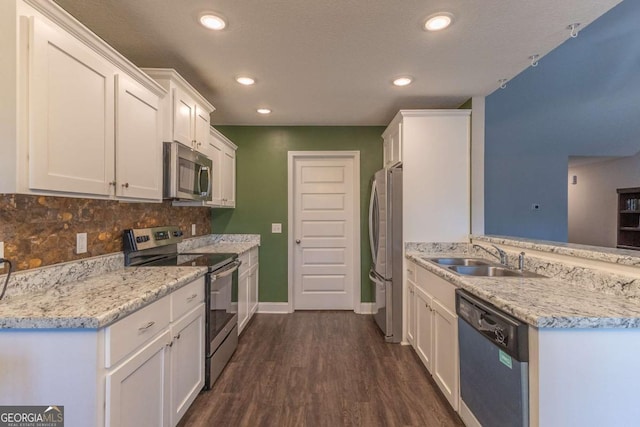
[428,257,547,278]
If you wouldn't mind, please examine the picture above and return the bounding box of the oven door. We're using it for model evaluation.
[205,260,240,388]
[164,141,213,201]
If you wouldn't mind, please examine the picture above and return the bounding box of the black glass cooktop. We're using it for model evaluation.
[142,252,237,272]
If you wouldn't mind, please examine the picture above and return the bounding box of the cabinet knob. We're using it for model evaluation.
[109,181,116,186]
[296,239,301,244]
[175,333,181,340]
[122,183,129,188]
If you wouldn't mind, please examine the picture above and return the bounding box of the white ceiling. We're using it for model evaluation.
[54,0,621,125]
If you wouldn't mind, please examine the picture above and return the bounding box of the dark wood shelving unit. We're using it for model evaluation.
[617,187,640,250]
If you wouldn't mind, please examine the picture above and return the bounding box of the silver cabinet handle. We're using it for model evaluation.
[187,293,198,302]
[138,321,155,332]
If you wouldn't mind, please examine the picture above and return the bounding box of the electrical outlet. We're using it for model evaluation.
[272,223,282,233]
[76,233,87,254]
[0,242,4,259]
[192,224,197,236]
[531,203,541,211]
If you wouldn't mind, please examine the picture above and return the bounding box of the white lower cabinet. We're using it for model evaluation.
[170,304,205,426]
[106,277,205,427]
[238,247,259,334]
[407,260,459,411]
[106,329,171,427]
[414,286,434,371]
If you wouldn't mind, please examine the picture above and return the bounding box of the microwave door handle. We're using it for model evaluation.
[202,166,211,196]
[196,167,203,195]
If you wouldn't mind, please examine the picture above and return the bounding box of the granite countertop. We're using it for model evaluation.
[0,267,207,329]
[185,241,258,255]
[407,252,640,329]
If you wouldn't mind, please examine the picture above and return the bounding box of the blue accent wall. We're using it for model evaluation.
[485,1,640,241]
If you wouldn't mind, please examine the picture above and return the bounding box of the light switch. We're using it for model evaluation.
[76,233,87,254]
[272,223,282,233]
[192,224,197,236]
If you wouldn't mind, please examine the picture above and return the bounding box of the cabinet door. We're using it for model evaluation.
[205,133,224,206]
[194,105,210,153]
[29,16,115,195]
[249,264,259,316]
[115,74,162,200]
[237,271,249,333]
[383,138,392,168]
[106,329,171,427]
[172,88,194,147]
[406,281,416,346]
[221,145,236,207]
[432,298,459,410]
[170,304,205,427]
[414,287,434,372]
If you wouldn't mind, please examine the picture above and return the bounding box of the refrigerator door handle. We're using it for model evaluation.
[369,179,378,264]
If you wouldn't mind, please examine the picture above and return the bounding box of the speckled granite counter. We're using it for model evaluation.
[407,251,640,329]
[0,267,207,329]
[186,242,258,255]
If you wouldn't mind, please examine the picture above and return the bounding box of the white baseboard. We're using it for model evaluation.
[257,302,292,314]
[459,399,482,427]
[356,303,375,314]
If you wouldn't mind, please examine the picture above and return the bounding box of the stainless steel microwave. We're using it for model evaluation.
[163,141,213,201]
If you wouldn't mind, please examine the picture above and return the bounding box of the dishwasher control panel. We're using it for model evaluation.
[456,289,528,361]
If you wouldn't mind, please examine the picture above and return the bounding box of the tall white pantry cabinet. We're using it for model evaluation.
[382,110,470,412]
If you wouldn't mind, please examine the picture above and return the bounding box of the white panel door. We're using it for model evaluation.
[432,298,459,410]
[115,74,162,200]
[29,16,115,195]
[415,286,434,372]
[221,146,236,207]
[293,157,356,309]
[194,105,210,153]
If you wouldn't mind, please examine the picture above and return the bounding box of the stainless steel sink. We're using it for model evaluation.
[447,265,547,278]
[428,257,491,266]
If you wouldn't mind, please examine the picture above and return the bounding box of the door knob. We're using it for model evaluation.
[296,240,301,244]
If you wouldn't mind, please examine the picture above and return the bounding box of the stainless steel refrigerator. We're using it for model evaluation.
[368,166,403,342]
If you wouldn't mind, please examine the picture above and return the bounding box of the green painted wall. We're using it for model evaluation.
[213,126,384,303]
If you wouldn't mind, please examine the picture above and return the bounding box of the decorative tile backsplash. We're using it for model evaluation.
[0,194,210,272]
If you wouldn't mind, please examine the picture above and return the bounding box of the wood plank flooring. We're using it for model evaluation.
[178,311,464,427]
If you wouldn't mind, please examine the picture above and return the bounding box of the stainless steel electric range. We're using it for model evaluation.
[123,226,241,389]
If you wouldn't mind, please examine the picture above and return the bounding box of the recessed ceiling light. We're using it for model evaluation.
[236,76,256,86]
[257,108,271,115]
[200,14,226,30]
[424,13,454,31]
[393,77,413,87]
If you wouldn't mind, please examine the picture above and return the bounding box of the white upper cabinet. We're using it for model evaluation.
[0,1,166,200]
[382,120,402,168]
[115,74,162,200]
[206,127,237,208]
[29,15,115,196]
[142,68,215,155]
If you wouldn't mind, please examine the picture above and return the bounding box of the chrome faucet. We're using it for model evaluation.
[518,252,526,271]
[472,244,508,266]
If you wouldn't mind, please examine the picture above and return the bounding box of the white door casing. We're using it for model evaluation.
[288,152,360,311]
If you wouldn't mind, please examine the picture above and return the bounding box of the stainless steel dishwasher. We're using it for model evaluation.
[456,289,529,427]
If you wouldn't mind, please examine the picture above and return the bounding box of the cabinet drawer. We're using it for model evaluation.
[250,247,259,267]
[171,277,205,321]
[105,296,170,368]
[406,261,416,283]
[238,251,250,276]
[416,266,456,313]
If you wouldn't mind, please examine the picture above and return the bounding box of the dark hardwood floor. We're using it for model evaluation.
[178,311,464,427]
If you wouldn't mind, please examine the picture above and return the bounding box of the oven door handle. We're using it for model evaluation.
[213,260,242,280]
